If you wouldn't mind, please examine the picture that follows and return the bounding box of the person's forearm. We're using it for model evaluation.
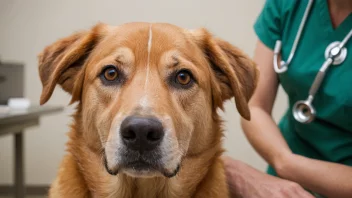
[241,106,352,197]
[240,106,291,166]
[277,154,352,198]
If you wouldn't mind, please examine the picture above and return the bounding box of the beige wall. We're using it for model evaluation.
[0,0,287,185]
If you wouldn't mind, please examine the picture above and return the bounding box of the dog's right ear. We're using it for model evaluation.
[38,23,107,105]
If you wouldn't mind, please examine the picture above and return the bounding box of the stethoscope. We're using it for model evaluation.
[273,0,352,124]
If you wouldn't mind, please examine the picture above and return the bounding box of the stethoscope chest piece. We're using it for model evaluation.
[324,41,348,65]
[293,96,316,124]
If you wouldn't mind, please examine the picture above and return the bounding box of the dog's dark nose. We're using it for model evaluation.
[120,116,164,151]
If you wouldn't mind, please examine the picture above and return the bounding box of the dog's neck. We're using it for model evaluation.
[67,107,225,198]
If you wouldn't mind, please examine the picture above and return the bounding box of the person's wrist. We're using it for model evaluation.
[273,151,294,177]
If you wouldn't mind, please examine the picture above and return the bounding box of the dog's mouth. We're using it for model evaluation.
[123,160,180,178]
[103,155,180,178]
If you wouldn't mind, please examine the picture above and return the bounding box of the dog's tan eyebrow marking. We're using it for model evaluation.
[113,47,134,67]
[171,56,179,67]
[114,55,124,65]
[163,53,180,69]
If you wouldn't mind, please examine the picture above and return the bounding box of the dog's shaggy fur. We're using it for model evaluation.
[38,22,258,198]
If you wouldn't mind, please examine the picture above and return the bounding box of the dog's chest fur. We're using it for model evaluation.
[96,178,183,198]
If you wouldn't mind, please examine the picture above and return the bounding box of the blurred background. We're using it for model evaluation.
[0,0,287,196]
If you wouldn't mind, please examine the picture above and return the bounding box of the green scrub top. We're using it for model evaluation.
[254,0,352,179]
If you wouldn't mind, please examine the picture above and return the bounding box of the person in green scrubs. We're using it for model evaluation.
[223,0,352,197]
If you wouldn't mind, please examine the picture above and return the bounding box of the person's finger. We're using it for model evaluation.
[277,183,315,198]
[294,186,315,198]
[281,182,305,198]
[298,190,315,198]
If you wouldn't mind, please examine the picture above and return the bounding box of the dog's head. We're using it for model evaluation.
[38,22,258,178]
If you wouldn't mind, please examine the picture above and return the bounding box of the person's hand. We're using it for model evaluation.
[222,156,314,198]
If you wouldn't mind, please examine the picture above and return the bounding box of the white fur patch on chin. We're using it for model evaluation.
[123,169,163,178]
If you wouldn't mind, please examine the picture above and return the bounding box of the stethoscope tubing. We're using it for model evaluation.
[273,0,314,73]
[339,30,352,48]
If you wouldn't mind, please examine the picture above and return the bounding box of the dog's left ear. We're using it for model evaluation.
[38,23,107,105]
[191,29,259,120]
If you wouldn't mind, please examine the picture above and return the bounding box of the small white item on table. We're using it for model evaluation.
[0,105,10,114]
[8,98,31,110]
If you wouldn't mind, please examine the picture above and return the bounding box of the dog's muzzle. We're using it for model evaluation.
[104,116,180,177]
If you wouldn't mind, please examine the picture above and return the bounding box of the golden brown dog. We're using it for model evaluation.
[38,22,258,198]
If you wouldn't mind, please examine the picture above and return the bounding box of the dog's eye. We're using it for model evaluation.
[103,67,119,81]
[170,69,195,89]
[100,65,125,86]
[176,71,191,85]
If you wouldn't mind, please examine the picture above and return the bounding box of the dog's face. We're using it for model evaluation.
[38,23,258,178]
